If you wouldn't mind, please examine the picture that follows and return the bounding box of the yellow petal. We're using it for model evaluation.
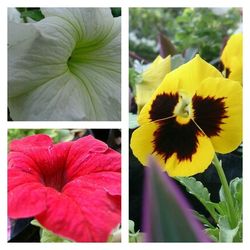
[143,55,171,87]
[138,55,222,125]
[136,55,171,113]
[221,33,242,84]
[193,77,242,153]
[130,119,215,177]
[130,121,158,166]
[136,84,159,114]
[164,134,215,177]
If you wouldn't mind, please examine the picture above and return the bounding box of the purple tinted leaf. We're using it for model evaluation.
[143,156,211,242]
[158,32,177,58]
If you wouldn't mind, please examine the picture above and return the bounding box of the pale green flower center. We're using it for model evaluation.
[174,91,192,119]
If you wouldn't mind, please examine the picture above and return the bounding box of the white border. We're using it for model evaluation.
[1,1,248,250]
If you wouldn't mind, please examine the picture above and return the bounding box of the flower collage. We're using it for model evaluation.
[3,0,245,248]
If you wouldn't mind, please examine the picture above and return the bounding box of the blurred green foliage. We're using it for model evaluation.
[8,129,86,144]
[16,8,121,22]
[111,8,121,17]
[130,8,241,62]
[17,8,44,22]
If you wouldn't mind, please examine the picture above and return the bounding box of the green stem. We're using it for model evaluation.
[212,154,237,228]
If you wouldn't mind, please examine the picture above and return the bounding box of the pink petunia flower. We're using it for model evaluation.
[8,134,121,242]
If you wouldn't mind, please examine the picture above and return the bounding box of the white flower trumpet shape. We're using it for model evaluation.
[8,8,121,121]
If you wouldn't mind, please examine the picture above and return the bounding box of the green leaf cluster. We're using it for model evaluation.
[17,8,44,22]
[107,224,121,242]
[111,8,121,17]
[130,8,241,62]
[129,220,144,242]
[8,129,85,144]
[129,67,142,95]
[176,176,242,242]
[31,220,72,242]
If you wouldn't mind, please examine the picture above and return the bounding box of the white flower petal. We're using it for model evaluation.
[41,8,115,42]
[8,18,76,97]
[8,8,23,23]
[8,8,121,121]
[9,71,91,120]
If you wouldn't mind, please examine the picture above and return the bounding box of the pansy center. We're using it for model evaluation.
[174,91,193,122]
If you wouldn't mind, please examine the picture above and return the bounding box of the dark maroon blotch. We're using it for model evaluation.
[150,93,202,162]
[153,118,201,162]
[149,93,179,121]
[218,61,231,78]
[192,95,228,137]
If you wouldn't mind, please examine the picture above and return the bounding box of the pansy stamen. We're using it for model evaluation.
[174,91,192,119]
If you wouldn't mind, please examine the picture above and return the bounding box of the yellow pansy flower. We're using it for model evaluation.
[221,33,242,84]
[136,55,171,113]
[131,55,242,177]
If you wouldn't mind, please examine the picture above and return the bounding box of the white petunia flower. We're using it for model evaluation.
[8,8,121,121]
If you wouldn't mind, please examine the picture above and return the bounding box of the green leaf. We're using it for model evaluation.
[129,67,142,95]
[205,228,219,242]
[176,177,219,222]
[41,229,72,242]
[111,8,121,17]
[129,233,145,242]
[171,54,185,70]
[230,177,242,209]
[128,220,143,242]
[214,200,229,216]
[219,185,226,202]
[218,216,242,242]
[218,177,242,222]
[22,9,44,21]
[53,129,75,142]
[31,220,72,242]
[107,224,121,242]
[192,210,215,229]
[229,178,242,234]
[214,177,242,242]
[184,47,198,62]
[144,158,210,242]
[129,220,136,234]
[30,219,41,228]
[176,177,210,200]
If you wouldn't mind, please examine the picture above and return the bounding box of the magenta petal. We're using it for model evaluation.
[9,135,72,175]
[8,134,121,242]
[10,134,53,152]
[62,173,121,241]
[35,189,92,242]
[8,181,47,218]
[8,168,40,191]
[66,136,121,180]
[8,140,49,218]
[8,151,42,175]
[63,172,121,196]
